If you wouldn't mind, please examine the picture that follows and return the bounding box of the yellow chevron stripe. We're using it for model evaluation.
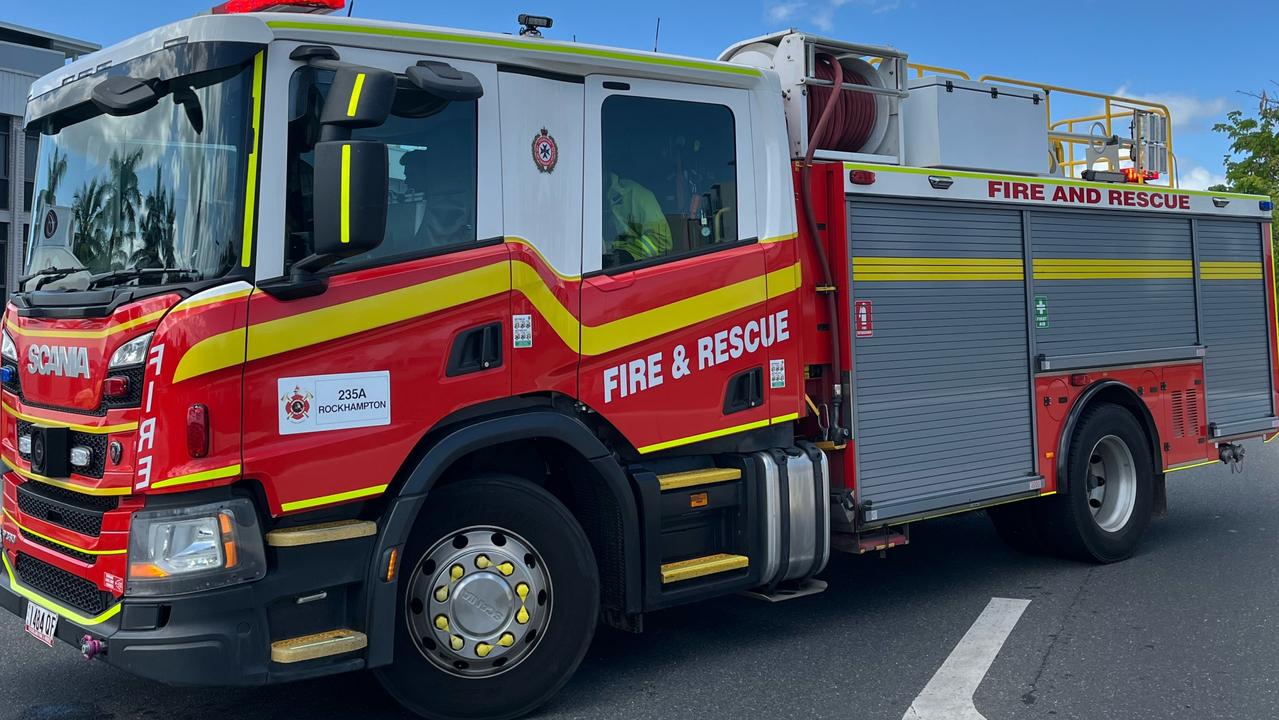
[637,412,799,454]
[854,257,1025,282]
[2,403,137,434]
[281,483,390,513]
[1201,261,1264,280]
[1034,258,1193,280]
[175,257,802,382]
[4,509,126,556]
[150,464,242,490]
[5,309,167,340]
[2,552,120,626]
[1,453,131,496]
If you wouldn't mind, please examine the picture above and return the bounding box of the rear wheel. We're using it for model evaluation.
[376,475,599,720]
[1036,404,1154,562]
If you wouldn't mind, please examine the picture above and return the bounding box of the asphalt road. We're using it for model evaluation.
[3,439,1277,720]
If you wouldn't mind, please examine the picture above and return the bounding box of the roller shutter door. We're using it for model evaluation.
[849,199,1037,523]
[1029,212,1196,358]
[1198,219,1275,429]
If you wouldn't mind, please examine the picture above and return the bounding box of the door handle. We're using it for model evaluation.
[446,322,503,377]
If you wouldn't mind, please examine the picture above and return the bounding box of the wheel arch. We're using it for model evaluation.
[1056,380,1163,493]
[363,406,642,669]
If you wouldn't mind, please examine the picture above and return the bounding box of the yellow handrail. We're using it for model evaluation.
[978,75,1176,187]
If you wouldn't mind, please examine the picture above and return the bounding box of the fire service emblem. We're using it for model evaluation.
[531,128,558,173]
[282,386,314,423]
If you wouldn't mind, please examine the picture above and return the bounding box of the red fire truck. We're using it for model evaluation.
[2,2,1276,718]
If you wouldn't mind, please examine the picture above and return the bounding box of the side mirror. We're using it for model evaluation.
[320,66,397,128]
[406,61,484,102]
[312,140,389,258]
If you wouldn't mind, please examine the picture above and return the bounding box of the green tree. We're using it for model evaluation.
[69,178,110,271]
[132,167,177,269]
[104,148,144,269]
[40,146,67,208]
[1210,102,1279,270]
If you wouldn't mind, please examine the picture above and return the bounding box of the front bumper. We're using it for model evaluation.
[0,518,377,687]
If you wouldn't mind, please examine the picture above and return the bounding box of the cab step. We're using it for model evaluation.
[265,520,377,548]
[660,553,749,584]
[656,467,741,492]
[271,629,367,664]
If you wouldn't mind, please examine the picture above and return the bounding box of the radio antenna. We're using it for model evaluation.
[653,17,661,52]
[347,0,354,16]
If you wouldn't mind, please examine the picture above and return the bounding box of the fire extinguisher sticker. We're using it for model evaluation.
[854,300,874,338]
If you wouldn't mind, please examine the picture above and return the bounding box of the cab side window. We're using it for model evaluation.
[600,95,737,270]
[285,67,479,271]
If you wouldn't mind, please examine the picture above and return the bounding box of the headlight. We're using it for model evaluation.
[109,332,152,368]
[127,498,266,596]
[1,330,15,363]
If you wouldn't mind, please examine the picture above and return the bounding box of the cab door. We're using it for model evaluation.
[580,76,775,454]
[242,46,506,514]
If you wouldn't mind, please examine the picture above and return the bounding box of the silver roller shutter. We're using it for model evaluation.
[1198,219,1276,429]
[849,199,1037,523]
[1030,212,1196,358]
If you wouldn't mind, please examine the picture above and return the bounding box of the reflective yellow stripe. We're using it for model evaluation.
[1201,261,1264,280]
[267,21,761,78]
[759,232,799,244]
[171,286,253,314]
[2,456,132,496]
[341,144,352,244]
[845,162,1271,201]
[3,509,126,556]
[241,51,265,269]
[3,403,137,434]
[637,413,799,454]
[1033,258,1193,280]
[150,464,242,491]
[1165,459,1219,473]
[5,310,166,340]
[347,73,365,117]
[854,257,1025,282]
[2,552,120,626]
[175,260,803,380]
[281,483,389,513]
[1266,431,1277,444]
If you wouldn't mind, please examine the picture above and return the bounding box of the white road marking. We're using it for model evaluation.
[902,597,1031,720]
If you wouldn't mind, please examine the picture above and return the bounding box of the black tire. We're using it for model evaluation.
[375,475,599,720]
[987,501,1045,554]
[1035,404,1155,563]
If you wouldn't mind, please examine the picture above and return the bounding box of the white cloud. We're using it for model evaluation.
[767,1,805,23]
[1180,165,1227,191]
[766,0,901,31]
[1112,85,1227,133]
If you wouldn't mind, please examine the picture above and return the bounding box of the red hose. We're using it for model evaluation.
[807,54,876,153]
[799,52,849,442]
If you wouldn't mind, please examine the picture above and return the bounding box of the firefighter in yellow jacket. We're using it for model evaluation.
[605,171,672,264]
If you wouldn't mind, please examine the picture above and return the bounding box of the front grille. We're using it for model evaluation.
[15,552,113,615]
[16,421,108,479]
[2,363,144,416]
[15,481,117,537]
[20,530,97,565]
[103,365,145,409]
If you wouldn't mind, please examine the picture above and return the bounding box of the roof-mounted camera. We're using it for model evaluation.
[518,14,553,38]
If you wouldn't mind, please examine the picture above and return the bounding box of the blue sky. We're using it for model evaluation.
[9,0,1271,188]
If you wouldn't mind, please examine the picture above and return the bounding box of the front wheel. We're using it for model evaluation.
[376,475,599,720]
[1036,404,1155,562]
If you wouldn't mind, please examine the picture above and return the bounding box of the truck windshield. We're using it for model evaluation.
[24,60,255,291]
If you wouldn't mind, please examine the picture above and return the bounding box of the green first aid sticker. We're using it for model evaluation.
[1034,295,1050,329]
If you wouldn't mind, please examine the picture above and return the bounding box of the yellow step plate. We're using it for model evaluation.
[660,553,749,584]
[265,520,377,548]
[271,629,367,664]
[656,468,741,492]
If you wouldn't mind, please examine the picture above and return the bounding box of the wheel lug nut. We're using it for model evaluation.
[435,615,450,632]
[476,643,494,658]
[516,583,530,601]
[498,632,515,647]
[517,606,530,625]
[475,554,492,569]
[450,564,465,581]
[434,585,449,602]
[450,635,464,651]
[496,562,515,577]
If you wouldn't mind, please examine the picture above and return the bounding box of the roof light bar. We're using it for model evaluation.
[211,0,344,14]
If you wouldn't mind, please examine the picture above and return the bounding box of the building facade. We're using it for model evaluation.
[0,22,98,297]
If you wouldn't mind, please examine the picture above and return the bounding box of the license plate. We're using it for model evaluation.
[24,601,58,647]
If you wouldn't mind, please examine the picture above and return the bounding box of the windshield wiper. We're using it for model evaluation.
[87,267,199,289]
[19,266,83,291]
